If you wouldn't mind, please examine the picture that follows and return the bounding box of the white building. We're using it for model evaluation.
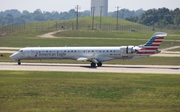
[91,0,108,16]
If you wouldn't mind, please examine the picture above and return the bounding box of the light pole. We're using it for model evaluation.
[100,6,103,29]
[75,5,80,30]
[116,6,120,30]
[91,6,95,30]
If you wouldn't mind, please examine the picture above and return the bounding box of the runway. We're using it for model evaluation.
[0,62,179,74]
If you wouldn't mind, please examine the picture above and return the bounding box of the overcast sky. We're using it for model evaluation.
[1,0,180,12]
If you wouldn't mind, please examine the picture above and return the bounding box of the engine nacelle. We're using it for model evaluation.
[120,46,138,54]
[127,46,138,54]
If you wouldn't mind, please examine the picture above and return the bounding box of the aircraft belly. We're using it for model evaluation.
[96,55,114,62]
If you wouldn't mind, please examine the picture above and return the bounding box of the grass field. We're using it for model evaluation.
[0,71,180,112]
[0,30,180,49]
[54,30,180,40]
[0,18,180,112]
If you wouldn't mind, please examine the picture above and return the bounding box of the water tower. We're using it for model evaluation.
[91,0,108,16]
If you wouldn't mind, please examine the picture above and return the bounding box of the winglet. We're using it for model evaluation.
[89,53,96,59]
[88,53,98,63]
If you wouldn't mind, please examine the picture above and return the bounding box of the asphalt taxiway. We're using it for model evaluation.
[0,62,179,74]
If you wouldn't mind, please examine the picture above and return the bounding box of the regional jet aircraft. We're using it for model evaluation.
[10,32,168,67]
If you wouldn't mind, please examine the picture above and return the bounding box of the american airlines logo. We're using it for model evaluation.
[37,53,66,57]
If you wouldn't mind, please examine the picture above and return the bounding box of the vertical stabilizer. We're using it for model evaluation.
[137,32,168,55]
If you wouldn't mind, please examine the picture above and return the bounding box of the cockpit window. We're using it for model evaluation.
[19,50,23,53]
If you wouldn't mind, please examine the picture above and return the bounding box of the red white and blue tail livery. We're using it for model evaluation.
[10,32,168,67]
[137,32,167,55]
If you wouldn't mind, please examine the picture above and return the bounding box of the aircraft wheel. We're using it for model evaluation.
[91,62,96,67]
[97,62,102,67]
[18,60,21,65]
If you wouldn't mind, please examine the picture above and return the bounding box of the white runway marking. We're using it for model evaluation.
[0,62,179,74]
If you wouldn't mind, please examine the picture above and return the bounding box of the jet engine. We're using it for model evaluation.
[126,46,139,54]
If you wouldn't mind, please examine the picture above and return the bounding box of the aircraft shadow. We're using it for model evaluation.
[22,63,97,69]
[19,63,179,70]
[101,65,180,70]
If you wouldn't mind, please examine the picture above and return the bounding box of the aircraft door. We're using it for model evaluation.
[31,50,37,58]
[25,50,31,58]
[18,50,24,58]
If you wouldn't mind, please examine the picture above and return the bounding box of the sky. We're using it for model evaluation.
[1,0,180,12]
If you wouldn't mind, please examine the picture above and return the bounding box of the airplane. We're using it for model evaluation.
[10,32,168,67]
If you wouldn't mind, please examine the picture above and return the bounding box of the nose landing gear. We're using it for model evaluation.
[18,60,21,65]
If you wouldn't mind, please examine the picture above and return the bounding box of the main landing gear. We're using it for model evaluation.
[97,62,102,67]
[18,60,21,65]
[91,62,102,67]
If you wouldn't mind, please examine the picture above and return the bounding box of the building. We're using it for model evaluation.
[91,0,108,16]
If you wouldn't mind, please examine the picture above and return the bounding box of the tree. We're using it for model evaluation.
[173,8,180,26]
[5,14,14,24]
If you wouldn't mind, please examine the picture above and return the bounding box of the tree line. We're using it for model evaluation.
[126,8,180,28]
[0,8,180,28]
[0,9,90,25]
[0,9,144,25]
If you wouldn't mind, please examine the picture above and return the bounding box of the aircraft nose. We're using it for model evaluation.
[10,53,17,61]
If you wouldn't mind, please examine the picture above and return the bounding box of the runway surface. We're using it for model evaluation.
[0,62,179,74]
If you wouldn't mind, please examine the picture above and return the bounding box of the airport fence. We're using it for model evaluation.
[0,22,180,36]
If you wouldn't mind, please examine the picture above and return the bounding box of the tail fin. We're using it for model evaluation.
[137,32,168,55]
[144,32,168,47]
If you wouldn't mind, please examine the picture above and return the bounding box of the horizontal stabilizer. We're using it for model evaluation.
[153,32,168,37]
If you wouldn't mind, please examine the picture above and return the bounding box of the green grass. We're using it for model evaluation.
[0,71,180,112]
[54,30,180,40]
[0,30,180,48]
[1,16,180,34]
[54,30,153,38]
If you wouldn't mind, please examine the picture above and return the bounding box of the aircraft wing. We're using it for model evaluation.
[77,53,98,63]
[77,57,88,61]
